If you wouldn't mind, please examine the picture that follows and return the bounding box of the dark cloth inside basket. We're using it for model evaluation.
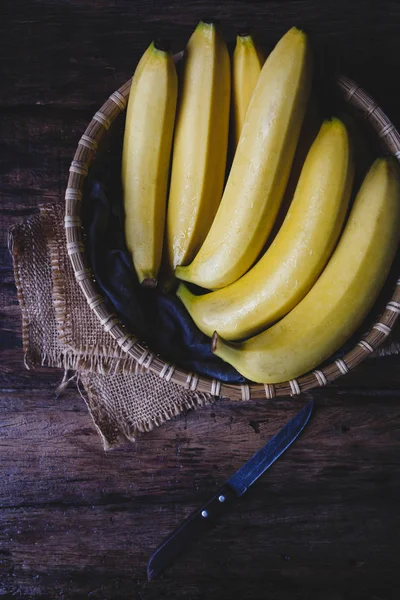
[83,178,245,383]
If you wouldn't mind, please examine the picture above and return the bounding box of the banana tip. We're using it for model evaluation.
[141,277,158,289]
[174,265,187,281]
[211,331,219,354]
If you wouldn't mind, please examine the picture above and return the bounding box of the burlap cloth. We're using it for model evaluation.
[10,203,212,448]
[9,202,400,449]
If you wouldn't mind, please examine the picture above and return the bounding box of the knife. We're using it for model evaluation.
[147,399,313,580]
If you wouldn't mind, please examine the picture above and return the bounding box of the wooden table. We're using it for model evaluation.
[2,1,400,598]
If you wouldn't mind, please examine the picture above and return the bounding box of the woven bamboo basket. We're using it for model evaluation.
[64,70,400,401]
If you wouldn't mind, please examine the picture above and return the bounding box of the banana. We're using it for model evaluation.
[175,27,312,290]
[212,158,400,383]
[232,33,264,148]
[177,118,354,340]
[122,41,177,287]
[164,20,230,286]
[275,91,322,234]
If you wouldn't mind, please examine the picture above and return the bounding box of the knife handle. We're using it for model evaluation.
[147,483,237,580]
[188,482,237,525]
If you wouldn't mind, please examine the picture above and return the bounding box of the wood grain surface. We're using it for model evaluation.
[1,1,400,598]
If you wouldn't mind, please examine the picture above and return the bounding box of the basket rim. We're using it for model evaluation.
[64,72,400,401]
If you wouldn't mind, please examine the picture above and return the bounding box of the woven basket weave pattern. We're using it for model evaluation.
[65,74,400,400]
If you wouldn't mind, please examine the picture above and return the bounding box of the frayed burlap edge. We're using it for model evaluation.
[9,223,32,370]
[79,371,213,448]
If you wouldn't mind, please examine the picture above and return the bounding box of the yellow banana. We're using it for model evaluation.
[175,27,312,290]
[275,91,322,233]
[164,20,230,285]
[122,41,177,287]
[232,33,264,148]
[177,118,354,340]
[212,158,400,383]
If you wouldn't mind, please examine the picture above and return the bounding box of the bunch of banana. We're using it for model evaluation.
[122,41,177,287]
[176,27,312,289]
[177,118,354,340]
[121,23,400,384]
[212,158,400,383]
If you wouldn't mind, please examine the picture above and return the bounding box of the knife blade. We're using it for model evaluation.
[147,399,313,581]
